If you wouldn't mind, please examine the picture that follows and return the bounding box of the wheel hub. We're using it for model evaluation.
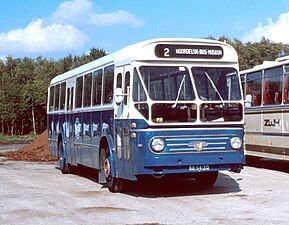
[104,159,111,178]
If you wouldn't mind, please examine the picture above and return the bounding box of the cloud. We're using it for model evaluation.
[0,19,88,54]
[89,10,144,27]
[51,0,92,24]
[0,0,143,56]
[51,0,143,27]
[242,12,289,43]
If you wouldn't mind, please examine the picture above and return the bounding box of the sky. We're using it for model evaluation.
[1,0,289,59]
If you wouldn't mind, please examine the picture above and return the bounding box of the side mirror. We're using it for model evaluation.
[114,88,124,104]
[244,94,252,108]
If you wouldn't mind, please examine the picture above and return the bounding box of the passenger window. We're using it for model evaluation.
[76,76,83,108]
[49,86,55,111]
[103,65,114,104]
[54,84,60,111]
[124,71,130,105]
[246,71,262,106]
[92,69,102,106]
[133,68,147,102]
[84,73,92,107]
[263,67,282,105]
[241,75,245,96]
[117,73,122,88]
[66,88,70,111]
[71,87,74,110]
[284,65,289,104]
[60,82,66,110]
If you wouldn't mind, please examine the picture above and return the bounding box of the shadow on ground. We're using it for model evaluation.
[56,165,241,197]
[245,156,289,174]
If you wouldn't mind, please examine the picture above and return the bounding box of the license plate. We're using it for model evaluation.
[189,165,210,171]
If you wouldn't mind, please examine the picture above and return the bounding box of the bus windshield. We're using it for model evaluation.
[139,66,195,101]
[192,67,242,101]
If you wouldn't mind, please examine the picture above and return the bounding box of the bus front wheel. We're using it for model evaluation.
[100,147,126,192]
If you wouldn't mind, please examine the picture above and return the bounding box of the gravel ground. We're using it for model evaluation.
[1,156,289,225]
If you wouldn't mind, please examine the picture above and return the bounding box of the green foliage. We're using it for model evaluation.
[0,48,106,135]
[0,134,35,144]
[214,36,289,70]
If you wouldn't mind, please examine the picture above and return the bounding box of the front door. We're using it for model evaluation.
[65,80,76,165]
[114,66,134,180]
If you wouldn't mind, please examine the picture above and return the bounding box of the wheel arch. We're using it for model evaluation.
[99,135,116,177]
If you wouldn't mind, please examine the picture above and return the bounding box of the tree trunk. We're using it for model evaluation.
[32,106,36,135]
[11,118,15,135]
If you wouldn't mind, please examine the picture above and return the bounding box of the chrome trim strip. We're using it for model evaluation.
[165,137,230,141]
[167,142,226,147]
[167,149,237,154]
[48,138,57,142]
[133,127,243,133]
[74,142,99,148]
[170,147,226,151]
[246,150,289,161]
[246,132,289,137]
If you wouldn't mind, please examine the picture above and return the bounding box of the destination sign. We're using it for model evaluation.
[155,44,223,59]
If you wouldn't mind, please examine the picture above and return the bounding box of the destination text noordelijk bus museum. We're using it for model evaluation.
[47,38,245,192]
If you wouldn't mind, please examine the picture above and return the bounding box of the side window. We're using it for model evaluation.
[284,65,289,104]
[103,65,114,104]
[124,71,130,105]
[117,73,122,88]
[263,67,282,105]
[84,73,92,107]
[133,68,147,102]
[92,69,102,106]
[246,71,262,106]
[76,76,83,108]
[60,82,66,110]
[71,87,74,110]
[241,74,245,96]
[49,86,55,111]
[54,84,60,111]
[66,88,70,111]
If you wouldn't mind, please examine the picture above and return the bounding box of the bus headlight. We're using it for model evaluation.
[230,137,242,150]
[151,138,165,152]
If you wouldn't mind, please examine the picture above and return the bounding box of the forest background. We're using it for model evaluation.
[1,37,289,135]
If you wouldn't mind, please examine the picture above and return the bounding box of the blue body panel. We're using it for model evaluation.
[47,109,114,171]
[131,120,244,176]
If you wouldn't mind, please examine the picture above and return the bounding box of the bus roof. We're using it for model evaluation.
[50,38,238,85]
[240,56,289,74]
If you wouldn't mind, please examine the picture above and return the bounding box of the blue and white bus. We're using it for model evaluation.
[47,38,244,192]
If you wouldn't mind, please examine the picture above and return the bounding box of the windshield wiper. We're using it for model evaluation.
[204,72,224,106]
[172,75,186,108]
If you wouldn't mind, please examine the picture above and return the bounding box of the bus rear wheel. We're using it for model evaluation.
[195,171,218,188]
[100,147,126,192]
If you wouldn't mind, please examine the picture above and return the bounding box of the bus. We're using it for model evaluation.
[241,56,289,161]
[47,38,244,192]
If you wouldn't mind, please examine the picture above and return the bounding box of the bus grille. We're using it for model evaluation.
[163,135,233,153]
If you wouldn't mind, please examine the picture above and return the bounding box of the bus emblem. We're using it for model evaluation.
[188,141,208,151]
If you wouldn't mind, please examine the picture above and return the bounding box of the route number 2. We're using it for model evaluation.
[164,47,170,57]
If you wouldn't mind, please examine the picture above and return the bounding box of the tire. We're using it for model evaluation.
[100,147,126,192]
[58,141,71,174]
[195,171,218,188]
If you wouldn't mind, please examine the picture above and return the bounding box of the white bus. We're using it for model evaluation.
[47,38,244,192]
[241,56,289,161]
